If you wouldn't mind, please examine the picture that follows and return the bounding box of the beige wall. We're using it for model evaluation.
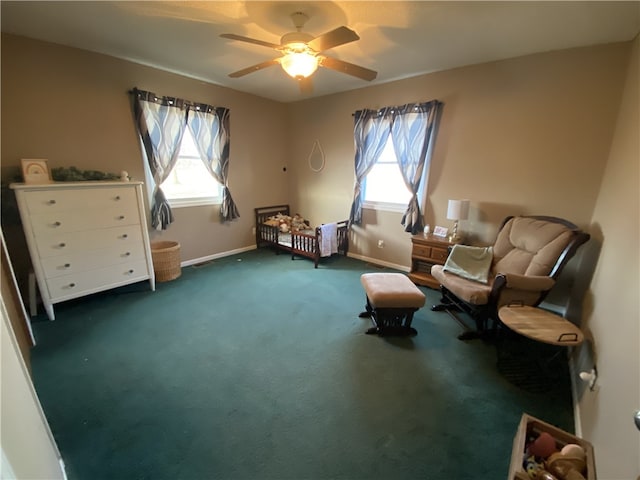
[578,34,639,479]
[287,42,630,271]
[1,35,630,277]
[1,33,289,274]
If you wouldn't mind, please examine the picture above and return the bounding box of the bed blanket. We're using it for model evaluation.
[443,245,493,284]
[319,223,338,257]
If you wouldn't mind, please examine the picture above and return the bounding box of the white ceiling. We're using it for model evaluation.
[2,1,639,103]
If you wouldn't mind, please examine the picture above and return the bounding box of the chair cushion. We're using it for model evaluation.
[492,217,574,276]
[431,265,492,305]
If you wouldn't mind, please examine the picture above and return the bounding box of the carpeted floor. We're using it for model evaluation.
[30,248,574,480]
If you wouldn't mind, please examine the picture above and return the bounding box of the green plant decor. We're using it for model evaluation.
[51,166,120,182]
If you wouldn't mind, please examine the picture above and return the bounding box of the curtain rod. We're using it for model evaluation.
[352,100,442,116]
[128,88,228,112]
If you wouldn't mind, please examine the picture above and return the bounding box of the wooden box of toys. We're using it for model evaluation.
[508,414,596,480]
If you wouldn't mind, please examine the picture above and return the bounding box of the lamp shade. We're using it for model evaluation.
[280,51,319,79]
[446,199,470,221]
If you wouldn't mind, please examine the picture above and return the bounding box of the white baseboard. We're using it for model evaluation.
[60,458,68,480]
[346,252,409,272]
[568,355,583,437]
[181,247,410,274]
[180,245,257,267]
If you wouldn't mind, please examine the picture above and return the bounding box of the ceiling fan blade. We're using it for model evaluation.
[220,33,280,50]
[308,26,360,52]
[298,77,314,95]
[319,56,377,81]
[228,59,280,78]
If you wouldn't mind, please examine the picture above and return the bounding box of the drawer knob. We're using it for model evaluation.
[121,234,128,239]
[124,252,131,256]
[128,269,134,274]
[53,221,61,227]
[115,196,121,200]
[69,283,76,288]
[64,263,71,268]
[118,215,125,220]
[48,200,56,205]
[59,243,66,248]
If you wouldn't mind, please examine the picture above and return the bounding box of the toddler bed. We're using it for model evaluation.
[254,205,349,268]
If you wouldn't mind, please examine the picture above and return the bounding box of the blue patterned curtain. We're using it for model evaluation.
[133,88,188,230]
[187,105,239,222]
[348,100,442,233]
[391,100,442,234]
[133,88,238,228]
[348,108,393,226]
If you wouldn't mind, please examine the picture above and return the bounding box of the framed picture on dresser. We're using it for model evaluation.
[433,225,449,238]
[21,159,52,184]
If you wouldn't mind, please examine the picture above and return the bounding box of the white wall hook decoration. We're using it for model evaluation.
[308,139,325,172]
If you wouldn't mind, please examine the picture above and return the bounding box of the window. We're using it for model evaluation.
[349,101,441,231]
[160,128,222,208]
[362,135,427,213]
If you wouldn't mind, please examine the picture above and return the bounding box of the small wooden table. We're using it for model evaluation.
[497,305,584,391]
[408,234,459,289]
[498,305,584,346]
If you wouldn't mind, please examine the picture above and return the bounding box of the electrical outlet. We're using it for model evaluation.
[377,240,384,248]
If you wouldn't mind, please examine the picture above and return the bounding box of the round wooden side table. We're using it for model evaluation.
[496,304,584,391]
[498,305,584,346]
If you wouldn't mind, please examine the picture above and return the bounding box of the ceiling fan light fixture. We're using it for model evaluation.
[223,12,377,84]
[281,51,319,79]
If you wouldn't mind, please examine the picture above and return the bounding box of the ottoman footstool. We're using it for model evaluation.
[359,273,426,336]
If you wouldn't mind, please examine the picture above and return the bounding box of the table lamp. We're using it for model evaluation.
[446,199,470,242]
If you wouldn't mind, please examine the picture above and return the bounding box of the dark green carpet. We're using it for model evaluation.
[30,248,573,480]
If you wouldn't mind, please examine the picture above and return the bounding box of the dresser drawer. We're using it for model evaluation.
[413,245,432,258]
[34,226,143,258]
[431,247,449,262]
[46,260,150,301]
[23,186,138,215]
[30,205,140,236]
[40,244,146,278]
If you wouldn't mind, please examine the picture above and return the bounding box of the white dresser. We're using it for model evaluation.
[10,181,155,320]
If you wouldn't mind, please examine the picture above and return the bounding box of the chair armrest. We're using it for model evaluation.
[498,273,555,292]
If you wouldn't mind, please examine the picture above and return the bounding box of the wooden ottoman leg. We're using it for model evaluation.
[359,296,381,335]
[365,305,381,335]
[375,308,418,337]
[359,296,374,318]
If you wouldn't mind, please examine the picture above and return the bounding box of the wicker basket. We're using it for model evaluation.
[150,241,181,282]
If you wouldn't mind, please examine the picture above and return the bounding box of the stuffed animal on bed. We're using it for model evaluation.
[291,214,311,232]
[273,213,291,233]
[265,213,291,232]
[265,212,311,233]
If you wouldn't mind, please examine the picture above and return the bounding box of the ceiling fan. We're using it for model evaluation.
[220,12,377,92]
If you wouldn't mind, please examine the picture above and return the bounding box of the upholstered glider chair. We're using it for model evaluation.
[430,216,590,340]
